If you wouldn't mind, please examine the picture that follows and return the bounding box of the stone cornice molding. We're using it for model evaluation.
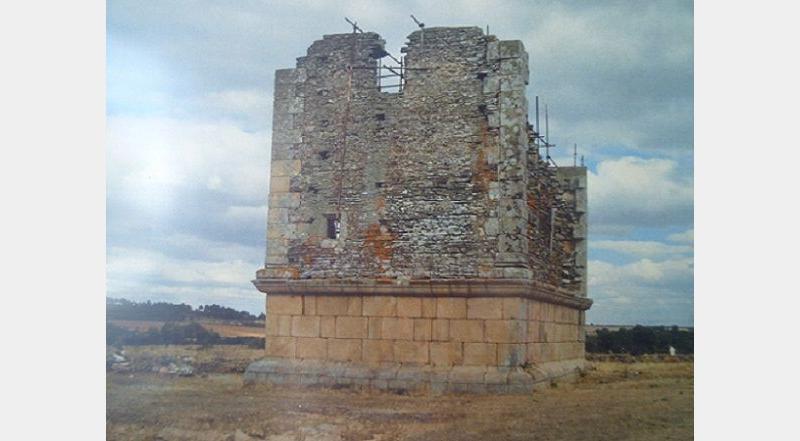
[252,277,593,311]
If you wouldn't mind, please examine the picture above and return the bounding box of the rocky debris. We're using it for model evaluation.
[152,362,194,377]
[108,350,131,372]
[110,362,132,372]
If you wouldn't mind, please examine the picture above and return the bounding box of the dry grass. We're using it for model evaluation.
[107,348,693,441]
[113,345,264,374]
[110,320,264,338]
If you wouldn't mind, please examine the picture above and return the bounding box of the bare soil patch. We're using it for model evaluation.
[107,348,692,441]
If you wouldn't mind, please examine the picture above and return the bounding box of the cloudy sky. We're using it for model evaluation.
[107,0,693,325]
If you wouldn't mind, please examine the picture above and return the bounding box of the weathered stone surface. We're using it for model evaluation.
[380,317,414,340]
[449,319,484,342]
[303,296,317,315]
[463,343,497,366]
[502,298,528,319]
[432,319,449,341]
[430,342,464,367]
[362,339,394,363]
[270,175,290,193]
[320,316,336,338]
[421,298,437,318]
[270,160,301,177]
[485,319,526,343]
[335,317,368,339]
[245,357,576,394]
[437,298,467,319]
[367,317,382,339]
[413,318,432,341]
[266,314,292,337]
[265,336,295,358]
[291,316,320,337]
[317,296,361,316]
[497,343,526,367]
[327,339,361,362]
[527,320,544,342]
[362,296,397,317]
[467,298,503,320]
[397,297,422,317]
[295,337,327,359]
[268,296,302,315]
[449,366,487,383]
[394,341,429,364]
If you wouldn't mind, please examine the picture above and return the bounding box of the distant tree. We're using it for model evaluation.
[106,298,193,321]
[586,325,693,355]
[106,321,221,346]
[196,304,258,321]
[106,298,259,322]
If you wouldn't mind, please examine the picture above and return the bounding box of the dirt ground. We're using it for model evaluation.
[107,347,692,441]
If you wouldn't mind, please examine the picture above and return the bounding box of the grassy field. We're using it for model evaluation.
[110,320,264,338]
[107,346,693,441]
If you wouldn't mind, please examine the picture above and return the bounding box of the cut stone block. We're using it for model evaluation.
[268,296,302,315]
[335,317,368,339]
[437,298,467,319]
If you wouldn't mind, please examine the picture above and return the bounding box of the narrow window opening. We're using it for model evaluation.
[326,214,341,240]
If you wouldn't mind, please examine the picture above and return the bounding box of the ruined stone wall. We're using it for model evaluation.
[262,27,582,291]
[525,159,583,291]
[554,167,588,297]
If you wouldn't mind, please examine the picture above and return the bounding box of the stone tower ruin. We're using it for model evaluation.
[246,26,591,394]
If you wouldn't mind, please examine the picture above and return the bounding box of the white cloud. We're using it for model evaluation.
[159,233,263,262]
[107,245,257,286]
[194,89,272,129]
[589,156,693,231]
[591,240,692,259]
[668,228,694,244]
[589,257,692,288]
[106,233,265,312]
[223,204,267,226]
[106,116,270,313]
[588,256,693,325]
[107,115,270,205]
[521,0,693,154]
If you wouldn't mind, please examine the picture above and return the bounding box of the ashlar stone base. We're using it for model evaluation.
[247,292,588,394]
[244,358,585,394]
